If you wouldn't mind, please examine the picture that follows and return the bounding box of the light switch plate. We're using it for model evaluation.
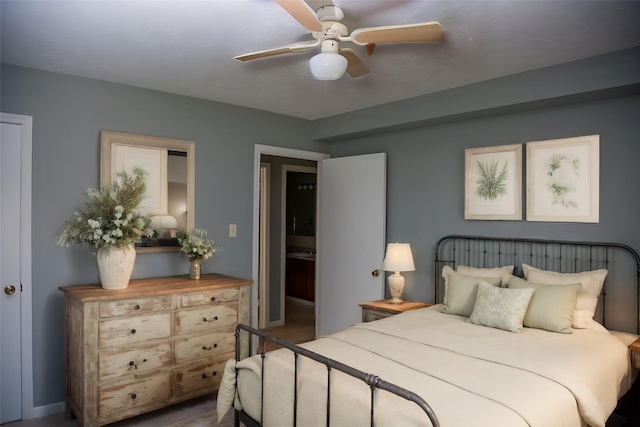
[229,224,237,238]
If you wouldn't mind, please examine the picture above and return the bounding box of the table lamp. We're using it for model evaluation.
[382,243,415,304]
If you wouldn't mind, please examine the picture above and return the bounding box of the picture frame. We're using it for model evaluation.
[465,143,522,220]
[526,135,599,223]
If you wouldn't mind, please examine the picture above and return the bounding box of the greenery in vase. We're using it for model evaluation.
[475,160,508,201]
[177,228,216,262]
[57,167,154,252]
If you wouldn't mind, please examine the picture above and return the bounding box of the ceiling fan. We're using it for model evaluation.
[234,0,442,80]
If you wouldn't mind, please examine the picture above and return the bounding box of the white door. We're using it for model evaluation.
[1,113,32,422]
[316,153,386,336]
[1,122,23,423]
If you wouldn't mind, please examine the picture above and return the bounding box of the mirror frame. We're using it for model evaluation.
[100,131,195,253]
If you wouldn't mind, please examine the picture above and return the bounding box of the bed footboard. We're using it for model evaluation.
[233,324,440,427]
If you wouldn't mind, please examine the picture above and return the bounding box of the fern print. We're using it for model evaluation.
[475,160,508,201]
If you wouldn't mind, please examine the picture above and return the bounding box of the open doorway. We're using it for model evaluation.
[258,156,317,348]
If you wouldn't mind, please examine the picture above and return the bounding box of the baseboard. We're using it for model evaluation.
[30,401,64,419]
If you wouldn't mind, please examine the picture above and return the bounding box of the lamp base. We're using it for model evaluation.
[387,273,405,305]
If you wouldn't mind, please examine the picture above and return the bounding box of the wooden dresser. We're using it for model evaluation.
[59,273,252,427]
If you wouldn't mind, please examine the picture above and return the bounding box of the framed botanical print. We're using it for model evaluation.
[465,144,522,220]
[526,135,599,223]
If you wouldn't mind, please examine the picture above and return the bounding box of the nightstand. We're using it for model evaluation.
[359,300,432,322]
[630,337,640,369]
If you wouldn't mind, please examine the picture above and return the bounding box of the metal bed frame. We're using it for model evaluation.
[233,324,439,427]
[231,235,640,427]
[435,235,640,333]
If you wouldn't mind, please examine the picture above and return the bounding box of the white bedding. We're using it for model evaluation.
[217,305,634,427]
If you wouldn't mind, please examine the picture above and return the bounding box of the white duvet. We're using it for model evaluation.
[217,305,634,427]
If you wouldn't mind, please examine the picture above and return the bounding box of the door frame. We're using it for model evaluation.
[252,145,329,337]
[0,113,34,420]
[258,162,270,329]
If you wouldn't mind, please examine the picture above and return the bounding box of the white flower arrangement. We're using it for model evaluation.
[177,228,216,262]
[57,167,154,252]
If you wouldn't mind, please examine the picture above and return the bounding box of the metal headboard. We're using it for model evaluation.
[435,235,640,334]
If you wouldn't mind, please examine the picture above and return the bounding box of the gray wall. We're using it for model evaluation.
[0,64,323,407]
[1,46,639,409]
[325,47,640,304]
[328,94,640,305]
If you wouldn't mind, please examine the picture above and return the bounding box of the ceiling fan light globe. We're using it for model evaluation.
[309,52,347,80]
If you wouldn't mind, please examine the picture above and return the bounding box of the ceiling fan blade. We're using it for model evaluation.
[234,40,320,62]
[339,48,370,78]
[275,0,324,32]
[349,21,442,45]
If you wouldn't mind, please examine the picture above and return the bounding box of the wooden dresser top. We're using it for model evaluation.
[59,273,252,302]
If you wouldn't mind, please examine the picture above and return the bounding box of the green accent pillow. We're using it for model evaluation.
[522,264,608,328]
[467,281,535,333]
[509,277,581,334]
[442,269,502,317]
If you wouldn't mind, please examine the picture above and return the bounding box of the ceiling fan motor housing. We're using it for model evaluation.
[313,21,348,40]
[316,5,344,22]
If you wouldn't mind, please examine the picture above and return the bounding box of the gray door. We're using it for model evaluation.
[316,153,386,336]
[1,121,23,423]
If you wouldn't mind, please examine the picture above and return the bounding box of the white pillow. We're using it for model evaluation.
[456,265,515,287]
[467,281,535,333]
[522,264,608,328]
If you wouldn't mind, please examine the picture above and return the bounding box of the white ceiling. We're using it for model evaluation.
[2,0,639,120]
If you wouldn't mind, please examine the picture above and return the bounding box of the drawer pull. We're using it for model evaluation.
[134,304,141,310]
[202,343,218,351]
[202,316,218,322]
[131,329,137,334]
[128,359,147,369]
[130,393,137,400]
[210,296,216,302]
[202,371,218,379]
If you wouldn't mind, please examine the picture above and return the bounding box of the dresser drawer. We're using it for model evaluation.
[175,329,235,363]
[99,343,172,381]
[181,288,240,308]
[175,304,238,335]
[99,313,171,348]
[173,360,227,396]
[98,371,170,416]
[100,296,171,318]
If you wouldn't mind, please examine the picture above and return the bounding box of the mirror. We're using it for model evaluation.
[100,131,195,253]
[286,171,316,237]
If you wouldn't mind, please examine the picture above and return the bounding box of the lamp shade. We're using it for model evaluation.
[309,52,348,80]
[382,243,415,272]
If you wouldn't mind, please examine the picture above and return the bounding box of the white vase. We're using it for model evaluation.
[96,244,136,290]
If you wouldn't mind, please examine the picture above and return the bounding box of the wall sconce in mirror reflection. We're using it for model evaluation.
[382,243,415,304]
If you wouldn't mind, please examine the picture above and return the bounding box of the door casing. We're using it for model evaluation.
[252,145,329,341]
